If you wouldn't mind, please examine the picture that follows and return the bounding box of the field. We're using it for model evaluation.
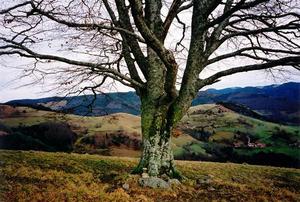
[0,150,299,202]
[177,104,300,166]
[0,105,199,157]
[1,104,299,167]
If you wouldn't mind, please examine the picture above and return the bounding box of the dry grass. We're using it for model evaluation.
[0,150,299,202]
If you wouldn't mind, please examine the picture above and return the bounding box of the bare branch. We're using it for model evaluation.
[0,37,144,89]
[23,1,146,42]
[207,46,300,65]
[163,0,183,36]
[202,56,300,86]
[0,1,31,14]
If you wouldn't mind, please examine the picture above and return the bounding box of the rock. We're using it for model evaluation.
[168,179,181,185]
[139,177,170,189]
[142,168,149,178]
[122,183,130,191]
[207,187,216,191]
[196,175,212,185]
[196,178,211,184]
[160,174,169,181]
[142,173,149,178]
[231,177,242,183]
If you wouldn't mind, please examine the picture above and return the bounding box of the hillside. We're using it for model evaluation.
[0,104,299,168]
[178,104,300,167]
[6,82,300,124]
[0,104,197,158]
[0,150,299,202]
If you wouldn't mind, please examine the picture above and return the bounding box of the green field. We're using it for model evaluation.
[176,104,300,164]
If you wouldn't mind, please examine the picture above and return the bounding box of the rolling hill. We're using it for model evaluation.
[0,103,299,168]
[5,82,300,124]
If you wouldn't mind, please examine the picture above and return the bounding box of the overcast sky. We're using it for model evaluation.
[1,57,299,103]
[1,1,300,103]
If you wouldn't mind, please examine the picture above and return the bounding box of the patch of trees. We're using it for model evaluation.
[271,127,300,147]
[0,122,77,152]
[77,130,141,153]
[230,149,300,168]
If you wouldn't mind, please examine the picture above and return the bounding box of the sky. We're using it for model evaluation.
[0,1,300,103]
[1,57,299,103]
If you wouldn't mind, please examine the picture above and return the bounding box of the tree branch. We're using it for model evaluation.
[129,0,179,96]
[0,1,31,14]
[202,56,300,86]
[21,1,146,43]
[0,37,144,89]
[207,46,300,65]
[205,0,268,29]
[113,0,149,79]
[163,0,183,38]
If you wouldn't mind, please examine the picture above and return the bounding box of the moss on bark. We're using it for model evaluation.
[132,93,184,179]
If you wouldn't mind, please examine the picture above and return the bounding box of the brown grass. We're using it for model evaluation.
[0,150,299,202]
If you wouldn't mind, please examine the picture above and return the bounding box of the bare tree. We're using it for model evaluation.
[0,0,299,179]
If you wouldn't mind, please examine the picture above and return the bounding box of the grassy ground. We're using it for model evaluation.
[0,150,299,202]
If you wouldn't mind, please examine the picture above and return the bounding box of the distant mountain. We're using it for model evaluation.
[5,82,300,124]
[6,92,141,116]
[193,82,300,125]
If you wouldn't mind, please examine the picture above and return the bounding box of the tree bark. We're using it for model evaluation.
[132,91,181,179]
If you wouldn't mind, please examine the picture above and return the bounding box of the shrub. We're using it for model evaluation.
[14,122,77,152]
[0,131,53,151]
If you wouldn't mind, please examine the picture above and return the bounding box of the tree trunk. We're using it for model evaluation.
[132,94,181,179]
[138,129,175,177]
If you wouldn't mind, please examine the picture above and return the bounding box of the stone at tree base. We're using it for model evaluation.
[160,174,169,181]
[139,177,170,189]
[207,187,216,191]
[168,178,181,185]
[142,173,149,178]
[196,175,213,185]
[142,167,149,178]
[122,183,130,191]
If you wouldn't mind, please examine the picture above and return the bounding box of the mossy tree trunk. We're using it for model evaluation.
[133,93,177,177]
[133,87,196,178]
[130,1,203,178]
[130,43,180,177]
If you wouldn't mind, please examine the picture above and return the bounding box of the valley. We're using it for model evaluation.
[1,102,299,168]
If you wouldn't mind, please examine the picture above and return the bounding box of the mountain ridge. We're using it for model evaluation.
[5,82,300,124]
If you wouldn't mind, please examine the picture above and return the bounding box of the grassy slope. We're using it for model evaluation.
[185,104,300,138]
[0,106,141,134]
[1,104,299,161]
[178,104,300,160]
[0,105,197,157]
[0,150,299,202]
